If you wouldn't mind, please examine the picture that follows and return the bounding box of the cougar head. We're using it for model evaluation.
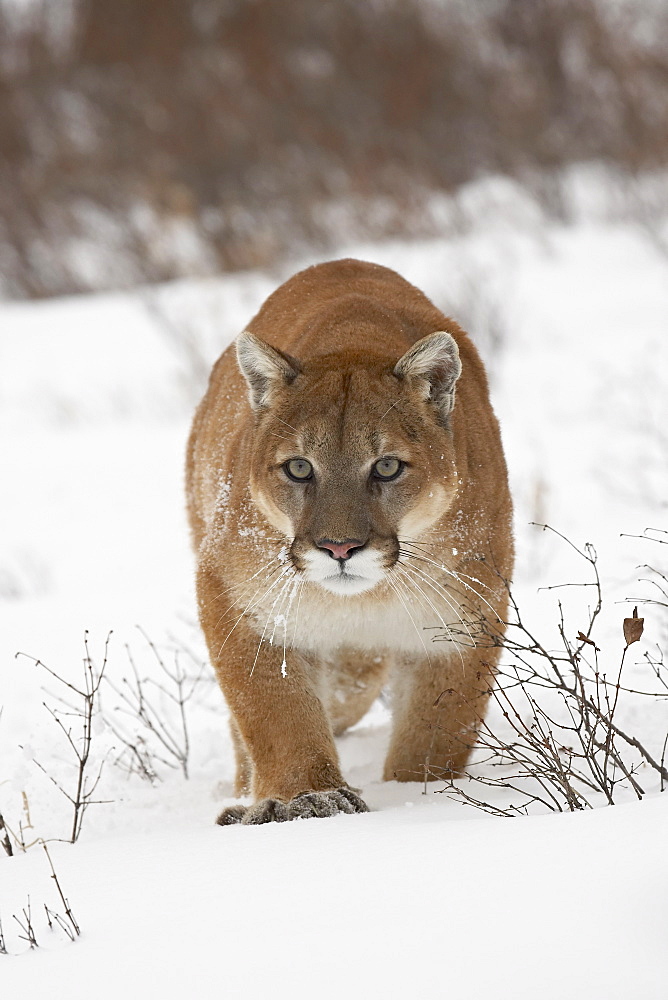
[236,330,462,596]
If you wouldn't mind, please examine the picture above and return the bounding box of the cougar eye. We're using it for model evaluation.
[284,458,313,481]
[372,457,403,481]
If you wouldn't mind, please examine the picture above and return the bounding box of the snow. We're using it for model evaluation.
[1,174,668,996]
[3,794,667,999]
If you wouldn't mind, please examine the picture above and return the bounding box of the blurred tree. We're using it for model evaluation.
[0,0,666,297]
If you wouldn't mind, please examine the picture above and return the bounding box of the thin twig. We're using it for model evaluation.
[43,843,80,937]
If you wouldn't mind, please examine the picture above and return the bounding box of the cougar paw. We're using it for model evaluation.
[238,787,368,825]
[287,787,368,820]
[216,788,369,826]
[240,798,290,825]
[215,804,249,826]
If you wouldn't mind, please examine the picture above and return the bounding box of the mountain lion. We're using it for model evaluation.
[186,258,513,824]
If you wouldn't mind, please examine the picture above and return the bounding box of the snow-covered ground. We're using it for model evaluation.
[1,175,668,997]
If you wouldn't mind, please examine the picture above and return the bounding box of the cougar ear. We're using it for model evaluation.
[236,331,301,410]
[393,331,462,422]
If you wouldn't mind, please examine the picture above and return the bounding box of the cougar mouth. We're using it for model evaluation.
[299,544,388,596]
[318,566,379,596]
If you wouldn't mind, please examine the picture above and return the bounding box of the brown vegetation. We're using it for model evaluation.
[1,0,667,297]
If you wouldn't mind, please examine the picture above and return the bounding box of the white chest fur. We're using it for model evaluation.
[245,572,469,661]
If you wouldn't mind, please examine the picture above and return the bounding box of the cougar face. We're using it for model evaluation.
[246,357,460,596]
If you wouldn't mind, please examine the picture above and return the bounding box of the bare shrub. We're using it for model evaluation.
[42,842,80,939]
[1,0,668,297]
[433,525,668,815]
[12,897,38,950]
[0,844,80,955]
[16,632,111,843]
[624,528,668,614]
[102,627,206,782]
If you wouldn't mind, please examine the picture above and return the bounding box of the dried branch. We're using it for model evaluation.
[0,810,13,858]
[102,627,206,782]
[16,631,112,843]
[42,843,80,938]
[13,898,38,949]
[0,845,80,954]
[433,525,668,815]
[44,905,75,942]
[620,528,668,546]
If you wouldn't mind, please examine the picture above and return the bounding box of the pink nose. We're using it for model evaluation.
[317,539,364,561]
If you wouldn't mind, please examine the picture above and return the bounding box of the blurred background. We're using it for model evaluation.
[1,0,667,299]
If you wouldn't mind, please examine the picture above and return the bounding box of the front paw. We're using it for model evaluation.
[216,799,289,826]
[279,787,369,822]
[215,804,250,826]
[216,788,369,826]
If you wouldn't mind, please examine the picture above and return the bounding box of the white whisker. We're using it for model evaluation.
[395,565,467,671]
[203,553,283,613]
[274,414,299,434]
[290,578,306,651]
[396,564,460,642]
[378,399,399,423]
[250,572,296,677]
[448,570,500,619]
[269,573,297,647]
[214,562,285,633]
[216,566,293,659]
[399,545,500,618]
[400,562,476,646]
[279,578,300,677]
[387,571,432,667]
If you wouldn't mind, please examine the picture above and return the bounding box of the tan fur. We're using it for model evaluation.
[186,258,513,823]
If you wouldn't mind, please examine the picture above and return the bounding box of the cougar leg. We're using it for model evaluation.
[383,646,496,782]
[229,717,252,797]
[325,650,388,736]
[199,567,347,802]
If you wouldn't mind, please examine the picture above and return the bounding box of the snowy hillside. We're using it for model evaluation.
[1,181,668,997]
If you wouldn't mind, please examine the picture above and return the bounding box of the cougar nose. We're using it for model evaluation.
[316,538,365,561]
